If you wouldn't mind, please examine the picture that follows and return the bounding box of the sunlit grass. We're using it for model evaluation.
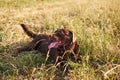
[0,0,120,79]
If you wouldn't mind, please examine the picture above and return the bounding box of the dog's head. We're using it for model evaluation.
[48,29,76,49]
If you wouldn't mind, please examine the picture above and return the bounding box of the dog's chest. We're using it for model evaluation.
[35,40,50,53]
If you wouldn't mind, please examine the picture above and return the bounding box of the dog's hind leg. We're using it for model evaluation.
[21,24,37,38]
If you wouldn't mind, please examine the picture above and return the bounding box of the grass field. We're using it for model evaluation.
[0,0,120,80]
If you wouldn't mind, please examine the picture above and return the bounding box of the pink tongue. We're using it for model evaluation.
[48,42,61,49]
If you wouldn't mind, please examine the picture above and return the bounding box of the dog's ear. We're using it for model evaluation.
[69,31,76,44]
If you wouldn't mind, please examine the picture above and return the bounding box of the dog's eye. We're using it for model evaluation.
[56,33,61,37]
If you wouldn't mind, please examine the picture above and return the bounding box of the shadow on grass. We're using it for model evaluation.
[0,41,76,80]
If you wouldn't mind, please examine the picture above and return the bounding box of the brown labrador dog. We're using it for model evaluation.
[18,24,80,63]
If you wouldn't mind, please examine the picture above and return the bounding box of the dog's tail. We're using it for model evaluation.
[20,24,37,38]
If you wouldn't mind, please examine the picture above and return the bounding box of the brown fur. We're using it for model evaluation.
[18,24,80,62]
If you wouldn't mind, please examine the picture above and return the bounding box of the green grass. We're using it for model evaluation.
[0,0,120,80]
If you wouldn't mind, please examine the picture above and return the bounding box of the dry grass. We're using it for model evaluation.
[0,0,120,80]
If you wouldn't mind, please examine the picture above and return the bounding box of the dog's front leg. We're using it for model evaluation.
[18,35,42,53]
